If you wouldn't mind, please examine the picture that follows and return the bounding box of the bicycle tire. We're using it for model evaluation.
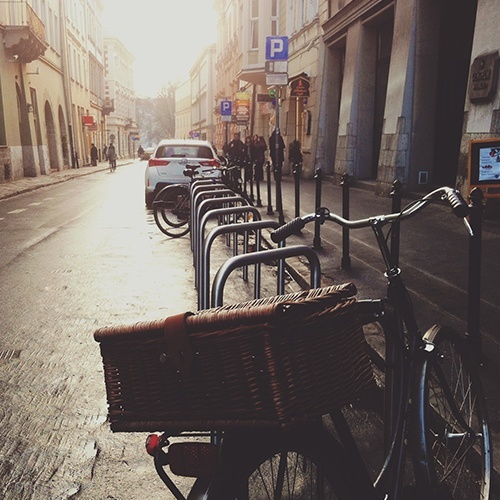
[413,325,491,499]
[199,425,362,500]
[153,184,190,238]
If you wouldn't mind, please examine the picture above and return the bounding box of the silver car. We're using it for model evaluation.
[144,139,221,208]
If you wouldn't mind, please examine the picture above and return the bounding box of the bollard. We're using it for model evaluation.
[467,187,484,362]
[255,179,262,207]
[249,162,255,202]
[293,162,302,218]
[390,180,402,268]
[266,161,274,215]
[340,173,351,270]
[275,163,285,225]
[313,168,322,250]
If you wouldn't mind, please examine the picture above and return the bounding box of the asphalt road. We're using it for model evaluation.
[0,164,201,498]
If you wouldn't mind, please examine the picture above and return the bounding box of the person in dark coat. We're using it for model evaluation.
[227,132,245,165]
[288,140,303,168]
[90,143,98,166]
[269,129,285,171]
[251,134,267,181]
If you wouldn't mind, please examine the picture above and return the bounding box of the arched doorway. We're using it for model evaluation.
[44,101,58,172]
[58,106,70,168]
[16,83,36,177]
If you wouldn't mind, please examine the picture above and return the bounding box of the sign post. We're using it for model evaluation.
[289,74,310,141]
[266,36,288,225]
[220,100,232,146]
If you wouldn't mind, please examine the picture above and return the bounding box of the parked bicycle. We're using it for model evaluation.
[267,186,491,499]
[95,186,491,499]
[152,162,248,238]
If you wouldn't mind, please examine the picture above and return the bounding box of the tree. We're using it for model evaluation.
[152,83,176,140]
[135,82,177,146]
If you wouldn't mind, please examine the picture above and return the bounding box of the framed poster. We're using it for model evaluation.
[468,138,500,197]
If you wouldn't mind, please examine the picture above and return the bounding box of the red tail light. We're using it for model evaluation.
[148,158,170,167]
[200,159,221,168]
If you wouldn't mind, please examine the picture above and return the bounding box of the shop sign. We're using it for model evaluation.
[82,115,95,126]
[290,75,310,98]
[468,52,499,103]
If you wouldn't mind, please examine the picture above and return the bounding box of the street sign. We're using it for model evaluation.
[257,93,274,102]
[220,100,232,116]
[266,36,289,61]
[266,73,288,86]
[265,60,288,73]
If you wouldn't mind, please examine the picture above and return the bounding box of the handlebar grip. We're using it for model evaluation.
[271,218,306,243]
[445,189,469,218]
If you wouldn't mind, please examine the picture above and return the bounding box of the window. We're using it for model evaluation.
[271,0,278,35]
[250,0,258,50]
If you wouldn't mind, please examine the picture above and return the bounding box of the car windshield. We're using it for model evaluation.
[156,145,213,159]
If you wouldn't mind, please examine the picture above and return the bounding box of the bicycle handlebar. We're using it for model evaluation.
[271,186,469,243]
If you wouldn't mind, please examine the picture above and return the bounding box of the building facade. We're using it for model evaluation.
[103,37,138,159]
[190,44,217,143]
[208,0,499,195]
[175,79,192,140]
[0,0,139,185]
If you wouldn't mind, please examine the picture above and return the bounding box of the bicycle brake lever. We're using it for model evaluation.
[463,217,474,237]
[315,207,331,224]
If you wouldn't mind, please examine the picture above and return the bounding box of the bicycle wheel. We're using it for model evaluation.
[153,184,190,238]
[414,325,491,499]
[201,425,362,500]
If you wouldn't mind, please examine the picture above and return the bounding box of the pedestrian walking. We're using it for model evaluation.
[137,144,144,159]
[227,132,245,165]
[90,143,98,166]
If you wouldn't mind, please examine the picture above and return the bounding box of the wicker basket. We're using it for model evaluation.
[94,283,375,432]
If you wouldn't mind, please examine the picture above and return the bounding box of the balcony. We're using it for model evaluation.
[102,99,115,116]
[1,1,47,63]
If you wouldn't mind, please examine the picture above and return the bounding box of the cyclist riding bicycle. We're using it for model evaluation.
[107,142,117,172]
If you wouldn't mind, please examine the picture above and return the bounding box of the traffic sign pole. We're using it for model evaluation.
[275,85,284,225]
[265,36,288,226]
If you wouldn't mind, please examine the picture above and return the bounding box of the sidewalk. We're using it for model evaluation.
[0,161,116,201]
[1,162,499,492]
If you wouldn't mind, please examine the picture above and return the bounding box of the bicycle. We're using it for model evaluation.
[108,154,116,172]
[264,185,491,499]
[152,164,221,238]
[152,162,248,238]
[95,186,491,499]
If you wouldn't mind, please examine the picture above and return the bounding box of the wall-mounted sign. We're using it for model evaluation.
[468,52,499,103]
[468,137,500,198]
[235,92,251,124]
[82,115,95,126]
[257,93,273,102]
[290,75,310,98]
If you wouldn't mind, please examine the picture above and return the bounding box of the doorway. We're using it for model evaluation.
[432,0,477,185]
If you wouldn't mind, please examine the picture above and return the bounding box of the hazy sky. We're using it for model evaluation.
[102,0,218,97]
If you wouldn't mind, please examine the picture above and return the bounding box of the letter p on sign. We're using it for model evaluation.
[266,36,288,61]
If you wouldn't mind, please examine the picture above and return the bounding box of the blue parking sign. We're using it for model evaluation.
[266,36,288,60]
[220,100,232,116]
